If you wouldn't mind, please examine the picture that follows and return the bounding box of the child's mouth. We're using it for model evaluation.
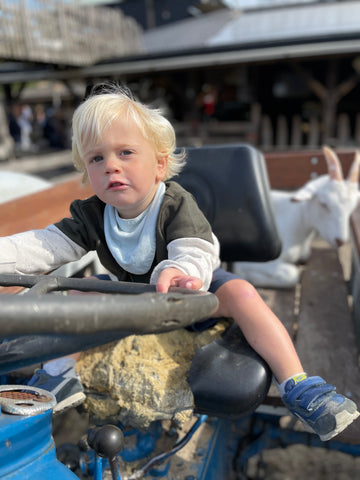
[108,181,127,190]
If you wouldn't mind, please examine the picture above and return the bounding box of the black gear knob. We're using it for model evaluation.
[87,424,124,459]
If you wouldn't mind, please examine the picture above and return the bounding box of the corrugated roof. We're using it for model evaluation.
[143,8,237,51]
[2,1,360,84]
[143,1,360,54]
[210,1,360,46]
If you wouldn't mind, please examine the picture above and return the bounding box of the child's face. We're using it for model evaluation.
[83,117,167,218]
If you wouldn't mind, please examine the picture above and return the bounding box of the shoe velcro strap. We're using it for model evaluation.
[284,376,332,404]
[305,384,336,410]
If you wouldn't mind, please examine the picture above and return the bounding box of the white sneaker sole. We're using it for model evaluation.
[319,408,360,442]
[53,391,86,415]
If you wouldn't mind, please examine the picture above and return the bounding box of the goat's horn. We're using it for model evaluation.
[347,150,360,183]
[322,145,343,181]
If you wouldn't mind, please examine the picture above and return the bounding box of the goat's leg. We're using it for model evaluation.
[232,259,300,288]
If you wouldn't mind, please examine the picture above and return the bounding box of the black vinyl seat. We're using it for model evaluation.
[188,322,271,417]
[176,143,281,262]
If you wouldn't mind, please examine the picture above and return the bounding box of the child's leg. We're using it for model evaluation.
[210,272,359,441]
[40,353,81,375]
[213,278,302,383]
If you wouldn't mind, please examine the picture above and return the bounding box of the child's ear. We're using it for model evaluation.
[156,154,168,180]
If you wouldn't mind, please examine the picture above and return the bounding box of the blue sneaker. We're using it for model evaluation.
[28,367,85,415]
[282,376,359,441]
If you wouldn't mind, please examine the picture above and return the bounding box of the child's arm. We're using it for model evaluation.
[0,225,87,275]
[150,182,221,293]
[150,234,220,293]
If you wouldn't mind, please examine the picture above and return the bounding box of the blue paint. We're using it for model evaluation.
[0,405,77,479]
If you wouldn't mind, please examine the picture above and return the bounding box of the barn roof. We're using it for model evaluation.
[143,1,360,54]
[1,1,360,84]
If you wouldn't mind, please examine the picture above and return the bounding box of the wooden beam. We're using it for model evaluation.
[264,149,356,190]
[0,176,93,236]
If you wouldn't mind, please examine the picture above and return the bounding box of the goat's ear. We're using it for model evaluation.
[290,179,319,202]
[290,187,314,203]
[323,145,344,181]
[347,150,360,184]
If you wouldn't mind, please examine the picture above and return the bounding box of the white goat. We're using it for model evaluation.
[233,146,360,288]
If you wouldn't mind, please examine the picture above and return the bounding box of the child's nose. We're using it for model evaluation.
[105,156,121,173]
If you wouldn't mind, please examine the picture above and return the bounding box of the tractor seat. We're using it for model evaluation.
[189,321,271,417]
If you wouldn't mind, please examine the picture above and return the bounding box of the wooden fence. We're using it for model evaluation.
[177,104,360,150]
[260,112,360,150]
[0,0,144,66]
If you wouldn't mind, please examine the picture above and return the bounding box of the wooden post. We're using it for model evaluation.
[337,113,351,147]
[291,60,360,146]
[260,115,273,150]
[290,114,302,149]
[307,116,320,148]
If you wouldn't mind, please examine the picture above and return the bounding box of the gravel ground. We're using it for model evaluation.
[248,445,360,480]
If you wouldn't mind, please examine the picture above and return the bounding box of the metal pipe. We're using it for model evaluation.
[0,291,218,336]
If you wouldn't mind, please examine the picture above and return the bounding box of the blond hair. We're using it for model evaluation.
[72,84,186,182]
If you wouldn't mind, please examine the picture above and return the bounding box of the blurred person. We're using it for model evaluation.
[18,104,35,152]
[197,83,218,121]
[8,103,22,148]
[43,107,68,149]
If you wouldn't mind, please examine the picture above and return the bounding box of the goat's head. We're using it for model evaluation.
[291,146,360,247]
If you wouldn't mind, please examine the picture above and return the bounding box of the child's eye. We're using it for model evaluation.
[91,155,103,163]
[120,150,132,156]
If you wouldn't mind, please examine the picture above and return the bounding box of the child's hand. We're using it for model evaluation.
[156,267,203,293]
